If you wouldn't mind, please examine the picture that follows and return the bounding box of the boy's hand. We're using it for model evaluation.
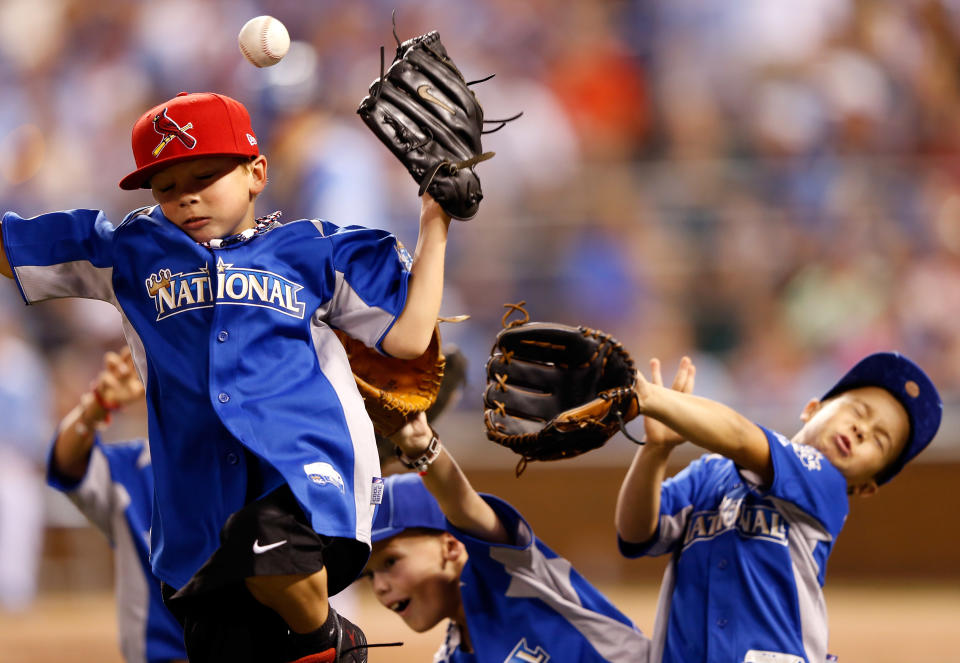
[93,347,144,410]
[420,193,451,227]
[640,357,695,449]
[388,411,433,458]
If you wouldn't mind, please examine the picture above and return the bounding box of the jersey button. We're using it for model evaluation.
[226,452,239,465]
[717,559,728,569]
[217,330,229,342]
[218,392,230,403]
[716,618,728,628]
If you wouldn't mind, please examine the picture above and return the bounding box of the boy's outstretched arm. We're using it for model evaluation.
[616,357,695,543]
[381,194,452,359]
[389,412,510,545]
[52,347,144,480]
[635,363,773,483]
[0,222,12,278]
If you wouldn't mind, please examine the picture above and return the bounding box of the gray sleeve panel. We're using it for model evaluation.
[490,542,651,662]
[646,504,694,556]
[770,497,832,663]
[312,270,397,350]
[66,446,118,542]
[112,507,150,663]
[739,468,765,486]
[14,261,116,304]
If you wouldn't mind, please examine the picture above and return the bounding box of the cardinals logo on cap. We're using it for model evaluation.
[152,107,197,158]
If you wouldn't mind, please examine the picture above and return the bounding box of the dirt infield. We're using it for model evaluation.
[1,581,957,662]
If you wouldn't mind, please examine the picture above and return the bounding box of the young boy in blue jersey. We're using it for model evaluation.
[0,91,456,663]
[363,408,651,662]
[615,353,942,663]
[48,347,187,663]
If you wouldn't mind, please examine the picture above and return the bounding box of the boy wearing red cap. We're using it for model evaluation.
[0,91,456,662]
[615,353,942,663]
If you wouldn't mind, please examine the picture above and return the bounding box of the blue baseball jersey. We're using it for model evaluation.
[47,437,186,663]
[435,495,650,663]
[619,426,849,663]
[4,206,410,589]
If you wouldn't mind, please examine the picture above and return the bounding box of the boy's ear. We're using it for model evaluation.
[848,480,879,498]
[800,398,821,423]
[439,532,466,562]
[249,155,268,195]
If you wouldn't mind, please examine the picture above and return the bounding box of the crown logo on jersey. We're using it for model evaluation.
[152,107,197,158]
[506,639,550,663]
[145,269,173,296]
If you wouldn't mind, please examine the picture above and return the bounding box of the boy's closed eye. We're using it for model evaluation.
[154,166,228,193]
[852,400,892,450]
[875,430,890,452]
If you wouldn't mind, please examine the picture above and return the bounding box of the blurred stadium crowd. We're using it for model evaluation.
[1,0,958,608]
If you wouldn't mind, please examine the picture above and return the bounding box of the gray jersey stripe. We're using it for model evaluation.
[69,447,116,540]
[119,310,150,392]
[308,319,380,543]
[771,497,833,663]
[649,558,676,663]
[70,448,150,662]
[491,534,650,662]
[112,494,149,663]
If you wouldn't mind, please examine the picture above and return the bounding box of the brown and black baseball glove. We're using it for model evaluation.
[484,303,641,474]
[357,19,519,220]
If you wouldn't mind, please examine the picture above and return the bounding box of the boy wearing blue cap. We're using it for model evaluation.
[47,347,187,663]
[364,411,651,662]
[615,353,942,663]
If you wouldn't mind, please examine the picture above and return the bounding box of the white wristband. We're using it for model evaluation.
[396,434,442,473]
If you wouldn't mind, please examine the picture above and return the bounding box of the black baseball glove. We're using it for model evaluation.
[484,303,641,474]
[358,24,518,220]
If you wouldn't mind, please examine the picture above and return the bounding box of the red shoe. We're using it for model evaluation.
[289,651,335,663]
[334,610,368,663]
[287,609,367,663]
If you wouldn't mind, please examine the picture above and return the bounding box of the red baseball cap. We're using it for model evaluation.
[119,92,259,190]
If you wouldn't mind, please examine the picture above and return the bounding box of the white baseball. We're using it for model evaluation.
[238,15,290,68]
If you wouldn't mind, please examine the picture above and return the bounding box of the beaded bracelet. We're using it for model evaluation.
[92,388,121,425]
[92,388,121,412]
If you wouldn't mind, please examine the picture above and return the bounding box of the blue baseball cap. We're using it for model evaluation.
[822,352,942,484]
[372,474,448,543]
